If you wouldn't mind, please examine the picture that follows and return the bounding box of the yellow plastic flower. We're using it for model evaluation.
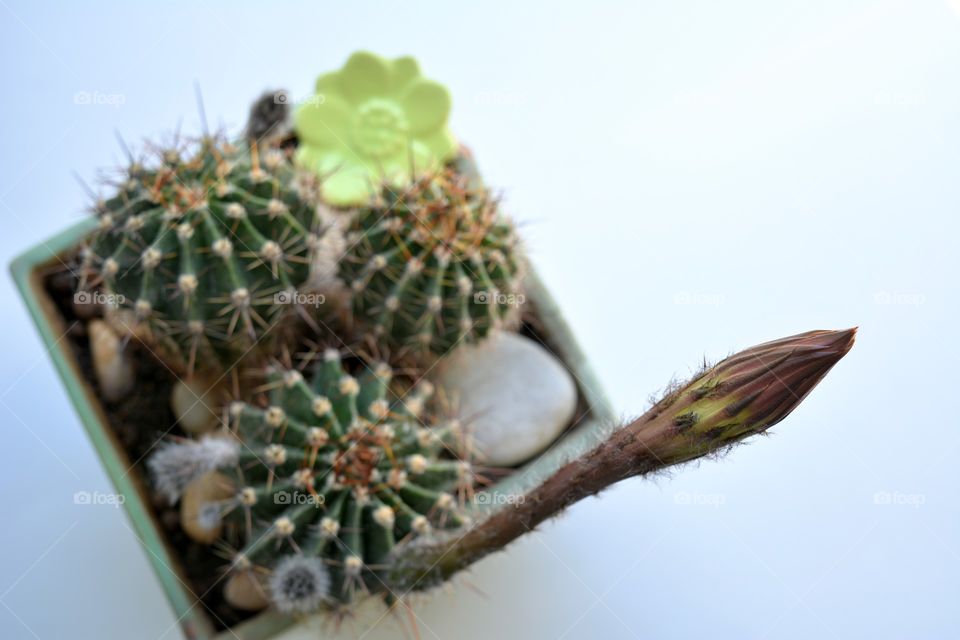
[294,52,458,206]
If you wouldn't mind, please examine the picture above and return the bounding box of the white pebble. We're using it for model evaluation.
[170,378,220,435]
[88,320,135,402]
[434,332,577,466]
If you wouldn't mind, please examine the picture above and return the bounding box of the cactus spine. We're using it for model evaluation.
[79,135,324,373]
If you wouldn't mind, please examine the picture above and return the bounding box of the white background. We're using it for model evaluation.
[1,1,958,638]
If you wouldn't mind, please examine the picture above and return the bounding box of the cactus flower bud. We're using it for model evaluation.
[654,328,857,463]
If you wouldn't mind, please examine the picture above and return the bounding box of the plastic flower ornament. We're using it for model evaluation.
[294,52,458,206]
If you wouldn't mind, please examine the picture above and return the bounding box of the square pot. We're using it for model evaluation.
[10,221,617,639]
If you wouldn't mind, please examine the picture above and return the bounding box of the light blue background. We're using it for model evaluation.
[1,1,958,638]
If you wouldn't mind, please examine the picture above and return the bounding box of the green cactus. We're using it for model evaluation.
[149,350,473,610]
[339,170,525,358]
[78,135,325,374]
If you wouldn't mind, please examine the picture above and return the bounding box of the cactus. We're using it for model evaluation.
[78,135,325,374]
[339,170,525,358]
[149,350,474,610]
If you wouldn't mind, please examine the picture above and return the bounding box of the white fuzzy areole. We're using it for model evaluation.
[434,331,578,466]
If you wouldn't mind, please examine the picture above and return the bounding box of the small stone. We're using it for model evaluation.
[434,332,578,466]
[170,378,221,435]
[224,569,270,611]
[245,89,291,143]
[103,307,154,343]
[88,319,135,402]
[180,471,234,544]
